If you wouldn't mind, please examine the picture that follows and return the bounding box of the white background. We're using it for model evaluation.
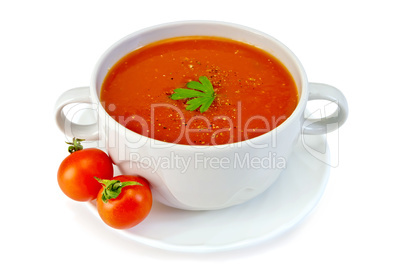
[1,0,401,267]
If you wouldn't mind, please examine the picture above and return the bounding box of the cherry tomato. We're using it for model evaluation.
[57,138,114,201]
[96,175,152,229]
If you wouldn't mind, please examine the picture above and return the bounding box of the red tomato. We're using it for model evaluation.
[96,175,153,229]
[57,148,114,201]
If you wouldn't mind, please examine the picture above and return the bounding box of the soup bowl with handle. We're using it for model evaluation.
[54,21,348,210]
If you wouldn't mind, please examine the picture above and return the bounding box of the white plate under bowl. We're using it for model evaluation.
[87,134,330,252]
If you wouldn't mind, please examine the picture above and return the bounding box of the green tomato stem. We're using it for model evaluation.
[66,137,85,153]
[94,177,143,203]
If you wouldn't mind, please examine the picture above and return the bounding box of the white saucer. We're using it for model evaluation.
[86,134,330,252]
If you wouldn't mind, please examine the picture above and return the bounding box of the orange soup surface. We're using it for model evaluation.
[100,37,298,145]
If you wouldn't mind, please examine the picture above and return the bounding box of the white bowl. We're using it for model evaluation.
[55,21,348,210]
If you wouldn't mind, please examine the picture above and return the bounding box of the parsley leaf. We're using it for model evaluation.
[171,76,216,113]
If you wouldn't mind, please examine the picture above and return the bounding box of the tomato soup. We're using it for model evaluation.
[100,37,298,145]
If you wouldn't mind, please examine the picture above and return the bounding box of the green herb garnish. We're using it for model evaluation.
[171,76,216,113]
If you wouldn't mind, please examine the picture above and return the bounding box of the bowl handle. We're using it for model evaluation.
[302,83,349,135]
[54,87,99,140]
